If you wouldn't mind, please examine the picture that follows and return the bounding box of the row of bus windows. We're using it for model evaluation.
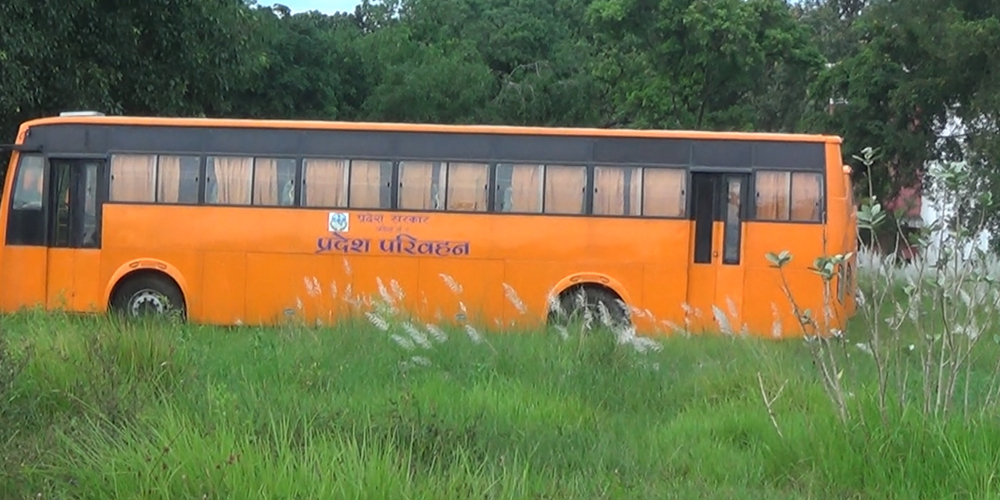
[12,153,821,221]
[108,154,696,217]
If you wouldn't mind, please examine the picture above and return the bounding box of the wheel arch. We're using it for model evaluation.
[546,272,633,314]
[104,259,190,312]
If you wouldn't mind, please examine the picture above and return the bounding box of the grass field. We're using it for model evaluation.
[2,278,1000,500]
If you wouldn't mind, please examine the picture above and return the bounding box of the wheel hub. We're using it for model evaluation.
[129,289,168,316]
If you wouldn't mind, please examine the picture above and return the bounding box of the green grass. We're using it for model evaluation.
[2,308,1000,499]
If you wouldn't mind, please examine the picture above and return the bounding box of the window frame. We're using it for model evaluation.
[300,156,351,209]
[107,151,208,206]
[751,168,826,224]
[789,171,825,223]
[591,164,644,218]
[204,154,255,206]
[492,162,544,214]
[9,152,46,212]
[5,152,48,246]
[46,156,107,249]
[540,163,589,216]
[156,154,204,205]
[108,152,158,204]
[346,157,394,210]
[396,159,447,211]
[250,156,299,207]
[639,164,690,219]
[444,161,491,213]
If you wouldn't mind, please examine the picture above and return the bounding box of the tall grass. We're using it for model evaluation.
[3,151,1000,498]
[3,300,1000,498]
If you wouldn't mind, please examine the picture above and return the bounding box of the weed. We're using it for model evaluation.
[769,147,1000,430]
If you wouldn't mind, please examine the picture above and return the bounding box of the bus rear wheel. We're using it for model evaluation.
[110,273,186,320]
[550,285,630,330]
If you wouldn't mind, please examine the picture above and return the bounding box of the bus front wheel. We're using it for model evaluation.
[110,273,186,320]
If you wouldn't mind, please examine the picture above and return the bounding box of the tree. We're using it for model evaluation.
[232,6,369,120]
[586,0,825,131]
[384,0,606,126]
[809,0,1000,245]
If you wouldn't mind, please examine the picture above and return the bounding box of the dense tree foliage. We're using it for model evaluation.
[587,0,825,131]
[1,0,998,242]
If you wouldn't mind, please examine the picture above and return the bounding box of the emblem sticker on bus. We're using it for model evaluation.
[328,212,349,233]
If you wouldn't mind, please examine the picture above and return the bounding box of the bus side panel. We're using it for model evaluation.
[742,223,826,337]
[74,251,103,312]
[636,219,691,333]
[244,252,350,326]
[824,141,852,326]
[824,141,847,260]
[0,247,47,312]
[638,262,691,333]
[416,258,505,329]
[350,255,421,320]
[46,252,102,314]
[201,251,247,325]
[46,249,75,310]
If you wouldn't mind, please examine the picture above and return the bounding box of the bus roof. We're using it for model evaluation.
[20,115,842,144]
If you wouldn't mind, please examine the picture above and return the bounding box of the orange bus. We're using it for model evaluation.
[0,112,857,337]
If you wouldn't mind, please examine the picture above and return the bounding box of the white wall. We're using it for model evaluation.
[917,113,993,263]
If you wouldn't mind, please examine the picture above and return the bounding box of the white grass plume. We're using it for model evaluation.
[464,324,484,344]
[713,305,733,335]
[402,321,433,350]
[503,283,528,315]
[440,273,463,294]
[553,325,570,341]
[304,276,321,297]
[376,277,396,307]
[390,279,405,302]
[365,311,389,332]
[425,323,448,343]
[769,303,783,339]
[546,292,564,317]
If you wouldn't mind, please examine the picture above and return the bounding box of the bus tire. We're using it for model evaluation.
[110,272,186,320]
[549,284,630,329]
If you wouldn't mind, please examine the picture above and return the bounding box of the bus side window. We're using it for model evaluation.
[642,167,686,217]
[398,161,445,210]
[754,170,823,222]
[543,165,586,215]
[110,154,156,202]
[7,154,46,245]
[755,171,791,220]
[593,166,642,216]
[79,160,101,248]
[12,154,44,210]
[157,155,201,204]
[493,163,542,213]
[206,156,253,205]
[349,160,392,209]
[253,157,297,207]
[446,162,489,212]
[302,158,347,208]
[790,172,823,222]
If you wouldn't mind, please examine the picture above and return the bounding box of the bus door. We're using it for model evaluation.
[686,171,749,332]
[45,158,105,311]
[1,153,47,310]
